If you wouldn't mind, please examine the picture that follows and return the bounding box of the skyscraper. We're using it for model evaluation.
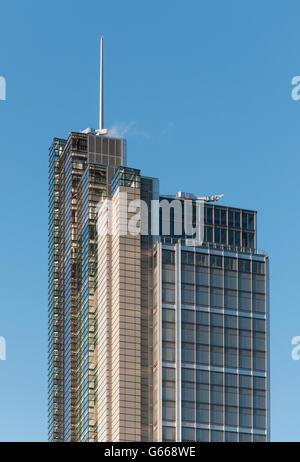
[48,40,269,443]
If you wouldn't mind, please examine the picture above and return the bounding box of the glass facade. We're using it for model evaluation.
[154,245,269,442]
[49,133,269,443]
[159,197,256,251]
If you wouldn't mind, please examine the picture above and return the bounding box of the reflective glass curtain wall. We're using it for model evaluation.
[154,244,269,442]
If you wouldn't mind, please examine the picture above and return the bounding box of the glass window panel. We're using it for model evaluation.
[239,349,251,370]
[248,213,254,231]
[205,207,213,225]
[253,319,266,332]
[248,232,254,248]
[253,390,266,409]
[214,208,220,225]
[235,211,241,228]
[221,228,227,244]
[162,283,175,304]
[181,251,194,265]
[205,226,213,242]
[238,292,251,312]
[211,327,223,346]
[196,370,209,384]
[195,253,209,266]
[242,212,248,229]
[215,227,220,244]
[211,431,224,442]
[196,344,209,365]
[240,388,252,407]
[163,367,175,381]
[225,348,237,368]
[182,271,194,284]
[224,289,237,309]
[211,312,223,326]
[253,351,266,371]
[253,434,266,442]
[162,401,175,420]
[162,382,175,401]
[224,257,237,271]
[211,385,223,405]
[162,322,175,342]
[225,406,238,426]
[182,426,195,441]
[196,287,209,306]
[182,309,195,323]
[196,268,209,286]
[196,310,209,325]
[196,403,209,423]
[182,402,195,422]
[252,261,265,275]
[253,332,266,351]
[225,388,238,406]
[225,272,237,290]
[225,315,237,329]
[221,210,227,226]
[211,346,223,366]
[211,269,223,288]
[239,374,251,388]
[225,432,238,442]
[196,325,209,344]
[254,376,266,390]
[225,373,238,387]
[163,309,175,322]
[239,275,251,291]
[211,405,223,425]
[182,323,195,343]
[253,293,266,314]
[162,268,175,283]
[182,284,194,304]
[239,408,251,428]
[252,275,265,293]
[211,288,223,307]
[211,255,223,268]
[239,317,251,330]
[162,250,175,265]
[240,433,252,442]
[182,368,195,382]
[162,426,175,442]
[239,330,251,349]
[182,382,195,402]
[182,342,195,363]
[196,429,209,442]
[238,259,251,273]
[254,410,266,429]
[211,371,223,385]
[225,328,237,348]
[162,341,175,362]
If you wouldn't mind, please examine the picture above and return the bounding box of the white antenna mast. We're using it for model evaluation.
[96,36,108,135]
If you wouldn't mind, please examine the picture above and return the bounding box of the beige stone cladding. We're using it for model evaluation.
[97,186,142,441]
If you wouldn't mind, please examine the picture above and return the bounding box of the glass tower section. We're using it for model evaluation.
[154,234,269,442]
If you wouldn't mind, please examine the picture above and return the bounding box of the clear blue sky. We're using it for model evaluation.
[0,0,299,442]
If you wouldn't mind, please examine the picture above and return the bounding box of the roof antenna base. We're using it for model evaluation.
[95,128,109,135]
